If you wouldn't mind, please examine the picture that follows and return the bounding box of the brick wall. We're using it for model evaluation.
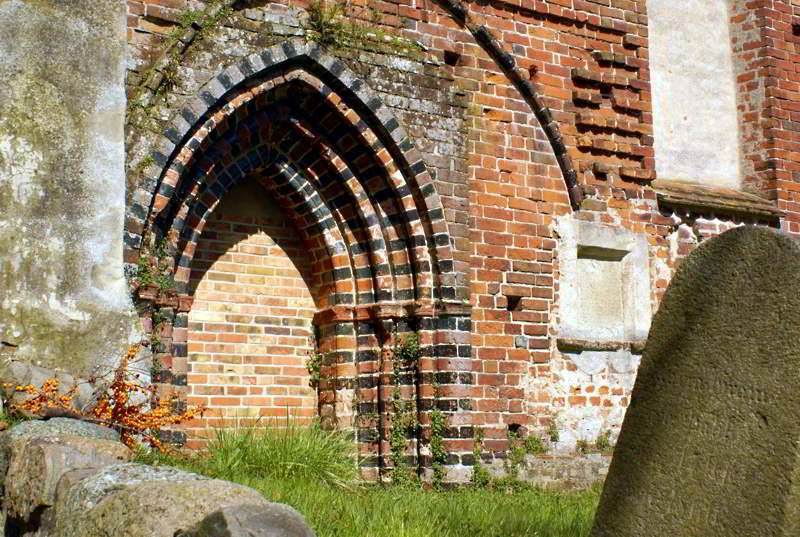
[730,0,800,233]
[122,0,799,482]
[185,181,317,446]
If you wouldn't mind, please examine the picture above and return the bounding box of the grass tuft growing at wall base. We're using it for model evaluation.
[138,423,599,537]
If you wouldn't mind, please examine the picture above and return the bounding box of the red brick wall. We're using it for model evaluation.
[762,0,800,234]
[185,181,317,446]
[730,0,800,234]
[124,0,800,477]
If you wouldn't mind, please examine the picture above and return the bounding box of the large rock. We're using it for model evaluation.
[51,464,315,537]
[2,418,119,444]
[5,435,131,524]
[0,418,119,495]
[592,227,800,536]
[0,0,140,377]
[177,503,316,537]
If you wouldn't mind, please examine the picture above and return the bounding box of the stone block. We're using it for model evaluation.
[0,0,139,374]
[51,463,314,537]
[5,435,131,524]
[556,216,651,345]
[0,418,120,496]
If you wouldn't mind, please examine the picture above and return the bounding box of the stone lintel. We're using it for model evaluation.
[653,179,783,220]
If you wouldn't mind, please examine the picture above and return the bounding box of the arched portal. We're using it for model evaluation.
[186,180,319,440]
[125,41,472,478]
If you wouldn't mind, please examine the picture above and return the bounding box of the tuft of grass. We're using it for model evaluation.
[0,409,29,429]
[188,422,359,489]
[525,435,547,455]
[140,423,600,537]
[595,430,613,453]
[306,0,346,47]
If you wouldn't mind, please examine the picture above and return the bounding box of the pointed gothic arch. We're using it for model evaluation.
[125,40,471,477]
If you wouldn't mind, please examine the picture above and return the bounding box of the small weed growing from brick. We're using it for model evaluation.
[595,430,613,453]
[136,238,176,293]
[429,408,447,488]
[471,428,492,488]
[388,332,421,485]
[304,0,424,58]
[525,434,547,455]
[305,0,346,47]
[305,349,324,389]
[547,413,561,443]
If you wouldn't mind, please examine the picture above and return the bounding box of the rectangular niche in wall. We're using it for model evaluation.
[556,216,651,345]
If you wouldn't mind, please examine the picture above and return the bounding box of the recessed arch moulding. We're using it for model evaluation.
[125,41,473,479]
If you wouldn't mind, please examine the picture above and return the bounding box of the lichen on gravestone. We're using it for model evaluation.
[591,227,800,537]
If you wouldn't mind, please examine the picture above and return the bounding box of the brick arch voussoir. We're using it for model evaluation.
[152,100,400,309]
[287,81,428,300]
[171,143,357,308]
[434,0,583,210]
[260,160,359,308]
[125,39,457,303]
[277,118,396,304]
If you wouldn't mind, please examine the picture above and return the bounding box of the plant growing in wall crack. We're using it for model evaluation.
[504,428,548,481]
[127,0,233,133]
[595,429,613,454]
[504,429,527,480]
[547,412,561,443]
[305,0,346,47]
[305,348,325,389]
[471,428,491,488]
[388,332,421,485]
[428,368,448,488]
[135,238,176,297]
[148,308,169,378]
[303,0,424,58]
[429,407,447,487]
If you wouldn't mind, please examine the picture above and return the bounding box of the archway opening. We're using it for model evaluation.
[126,43,472,479]
[185,180,318,447]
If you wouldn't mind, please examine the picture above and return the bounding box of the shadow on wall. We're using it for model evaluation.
[184,179,320,445]
[187,179,317,297]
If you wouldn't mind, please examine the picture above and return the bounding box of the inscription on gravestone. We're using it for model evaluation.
[591,227,800,537]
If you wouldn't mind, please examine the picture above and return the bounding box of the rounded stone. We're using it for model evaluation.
[52,463,278,537]
[5,435,131,523]
[177,503,316,537]
[0,418,120,496]
[4,418,119,443]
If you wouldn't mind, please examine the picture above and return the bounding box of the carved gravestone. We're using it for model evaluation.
[592,227,800,537]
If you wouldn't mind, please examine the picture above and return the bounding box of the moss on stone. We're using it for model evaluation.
[0,0,136,376]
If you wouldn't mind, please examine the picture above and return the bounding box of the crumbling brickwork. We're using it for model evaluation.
[121,0,800,483]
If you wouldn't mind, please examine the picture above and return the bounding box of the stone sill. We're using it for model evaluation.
[653,179,783,221]
[556,337,646,354]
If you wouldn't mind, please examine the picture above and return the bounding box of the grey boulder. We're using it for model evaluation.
[51,463,314,537]
[177,503,316,537]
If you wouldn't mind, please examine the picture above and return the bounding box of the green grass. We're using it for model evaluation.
[139,424,600,537]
